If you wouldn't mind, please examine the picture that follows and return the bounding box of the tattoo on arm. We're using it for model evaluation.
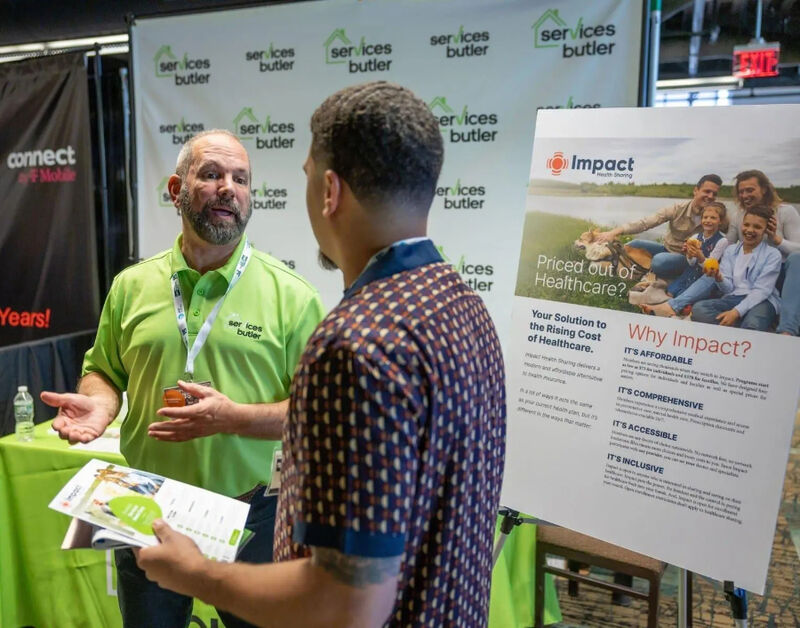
[311,547,402,588]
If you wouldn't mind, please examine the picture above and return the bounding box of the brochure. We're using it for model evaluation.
[49,458,251,563]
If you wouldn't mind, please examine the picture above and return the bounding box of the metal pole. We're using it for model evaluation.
[754,0,764,43]
[92,45,112,293]
[688,0,705,77]
[649,0,662,106]
[677,567,689,628]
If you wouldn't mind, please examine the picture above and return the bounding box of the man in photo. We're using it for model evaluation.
[136,82,507,628]
[595,174,723,279]
[41,129,325,628]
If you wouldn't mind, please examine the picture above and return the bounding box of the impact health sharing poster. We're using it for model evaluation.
[502,105,800,594]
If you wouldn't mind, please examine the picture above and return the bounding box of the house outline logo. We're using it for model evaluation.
[156,176,172,207]
[154,45,178,77]
[546,151,569,176]
[532,9,580,48]
[428,96,455,116]
[323,28,353,64]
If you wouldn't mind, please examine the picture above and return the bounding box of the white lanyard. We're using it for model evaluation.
[170,239,251,379]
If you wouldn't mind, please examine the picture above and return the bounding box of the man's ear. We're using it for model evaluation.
[167,174,183,207]
[323,169,341,218]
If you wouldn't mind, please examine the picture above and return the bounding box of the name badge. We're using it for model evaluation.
[161,381,212,407]
[265,449,283,497]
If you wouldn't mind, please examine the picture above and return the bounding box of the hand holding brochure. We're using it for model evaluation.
[49,459,251,563]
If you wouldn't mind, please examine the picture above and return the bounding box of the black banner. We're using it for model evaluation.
[0,53,99,346]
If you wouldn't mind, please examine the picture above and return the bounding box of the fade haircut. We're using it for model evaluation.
[696,173,722,188]
[742,202,774,224]
[175,129,250,181]
[310,82,444,212]
[735,169,783,209]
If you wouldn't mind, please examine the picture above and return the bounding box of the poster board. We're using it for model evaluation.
[130,0,645,341]
[0,53,99,346]
[502,105,800,594]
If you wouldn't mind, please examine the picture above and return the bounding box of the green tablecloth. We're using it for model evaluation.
[0,422,560,627]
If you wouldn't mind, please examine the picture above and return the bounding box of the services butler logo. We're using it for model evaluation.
[251,182,288,210]
[429,25,490,59]
[428,97,498,144]
[156,177,173,209]
[546,151,634,179]
[159,118,205,145]
[245,44,296,73]
[532,9,618,58]
[537,95,601,110]
[438,246,495,293]
[232,107,296,150]
[435,178,487,210]
[153,45,211,85]
[7,145,78,184]
[323,28,393,73]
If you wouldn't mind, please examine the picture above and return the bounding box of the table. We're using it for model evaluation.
[0,422,560,627]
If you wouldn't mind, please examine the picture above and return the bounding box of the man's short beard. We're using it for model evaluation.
[318,250,338,270]
[179,186,250,245]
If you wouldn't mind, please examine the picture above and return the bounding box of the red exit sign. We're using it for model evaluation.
[733,44,780,78]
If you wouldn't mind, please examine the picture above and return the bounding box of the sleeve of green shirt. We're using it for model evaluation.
[285,292,326,379]
[82,278,128,392]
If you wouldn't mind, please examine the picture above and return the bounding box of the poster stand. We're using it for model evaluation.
[492,508,545,566]
[494,508,748,626]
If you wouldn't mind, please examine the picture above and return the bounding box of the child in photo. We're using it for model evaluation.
[643,202,729,316]
[668,202,729,298]
[691,204,781,330]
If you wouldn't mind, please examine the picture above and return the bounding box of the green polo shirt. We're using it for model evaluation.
[82,235,325,496]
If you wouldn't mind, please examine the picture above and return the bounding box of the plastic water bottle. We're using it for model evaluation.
[13,385,34,442]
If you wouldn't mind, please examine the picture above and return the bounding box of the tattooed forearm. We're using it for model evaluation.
[311,547,401,588]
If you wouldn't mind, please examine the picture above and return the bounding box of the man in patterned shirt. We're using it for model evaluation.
[138,82,507,628]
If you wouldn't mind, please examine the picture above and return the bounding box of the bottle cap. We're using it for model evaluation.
[17,385,28,392]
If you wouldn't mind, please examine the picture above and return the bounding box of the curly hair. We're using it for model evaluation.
[310,82,444,211]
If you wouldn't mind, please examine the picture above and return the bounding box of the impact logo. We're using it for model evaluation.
[153,45,211,85]
[323,28,393,73]
[546,152,569,176]
[537,95,601,110]
[245,44,295,73]
[159,118,205,145]
[156,177,173,209]
[546,151,634,179]
[7,145,77,184]
[437,246,495,293]
[428,97,498,144]
[532,9,617,58]
[429,25,490,59]
[233,107,296,150]
[435,178,487,210]
[251,182,288,210]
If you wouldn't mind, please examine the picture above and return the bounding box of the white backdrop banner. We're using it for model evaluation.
[131,0,644,340]
[503,105,800,593]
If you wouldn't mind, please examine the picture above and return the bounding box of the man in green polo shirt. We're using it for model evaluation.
[41,129,325,628]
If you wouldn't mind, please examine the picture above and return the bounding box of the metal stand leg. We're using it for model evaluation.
[724,581,748,628]
[493,508,521,565]
[677,568,689,628]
